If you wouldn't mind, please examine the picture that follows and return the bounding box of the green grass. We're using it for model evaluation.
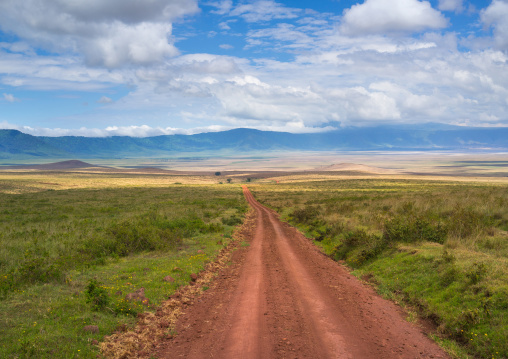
[249,179,508,359]
[0,176,247,358]
[1,237,228,358]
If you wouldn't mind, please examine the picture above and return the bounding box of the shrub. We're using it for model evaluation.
[331,229,386,266]
[447,207,492,239]
[17,252,64,284]
[221,216,243,226]
[466,262,487,285]
[383,214,446,244]
[85,279,110,311]
[290,206,321,225]
[112,298,139,317]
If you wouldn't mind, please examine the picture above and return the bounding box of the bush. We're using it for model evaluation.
[85,279,110,311]
[447,207,492,239]
[17,253,64,284]
[466,262,487,285]
[331,229,386,266]
[383,214,446,244]
[290,206,321,225]
[221,216,243,226]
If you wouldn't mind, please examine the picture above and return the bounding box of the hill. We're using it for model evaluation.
[0,160,105,170]
[1,124,508,159]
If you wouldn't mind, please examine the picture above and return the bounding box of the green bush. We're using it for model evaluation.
[85,279,110,311]
[221,216,243,226]
[331,229,386,267]
[383,214,447,244]
[17,254,63,284]
[466,262,487,286]
[290,206,321,225]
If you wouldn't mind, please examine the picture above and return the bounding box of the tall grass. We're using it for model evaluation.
[0,177,247,358]
[0,186,246,298]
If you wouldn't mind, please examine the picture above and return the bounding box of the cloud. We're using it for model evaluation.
[481,0,508,51]
[0,120,230,137]
[219,44,234,50]
[219,20,237,31]
[0,42,36,55]
[246,23,312,50]
[230,0,301,22]
[3,93,19,102]
[1,0,508,133]
[97,96,113,104]
[0,49,128,91]
[438,0,464,12]
[340,0,448,36]
[81,22,178,68]
[0,0,199,68]
[208,0,233,15]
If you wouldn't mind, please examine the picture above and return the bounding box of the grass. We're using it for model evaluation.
[249,178,508,359]
[0,173,247,358]
[3,169,508,358]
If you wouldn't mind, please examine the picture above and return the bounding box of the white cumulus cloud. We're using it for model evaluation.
[0,0,199,68]
[481,0,508,51]
[341,0,448,36]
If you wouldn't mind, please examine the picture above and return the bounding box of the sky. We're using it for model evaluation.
[0,0,507,137]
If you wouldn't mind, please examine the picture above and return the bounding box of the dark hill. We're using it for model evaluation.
[0,129,67,158]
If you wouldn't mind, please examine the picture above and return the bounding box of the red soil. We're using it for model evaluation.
[154,186,449,358]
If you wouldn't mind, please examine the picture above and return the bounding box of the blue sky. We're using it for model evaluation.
[0,0,507,137]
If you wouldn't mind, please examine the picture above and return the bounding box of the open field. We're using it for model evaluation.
[0,172,247,358]
[2,151,508,176]
[248,178,508,358]
[0,160,507,358]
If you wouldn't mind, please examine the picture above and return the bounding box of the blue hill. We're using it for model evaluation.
[1,125,507,159]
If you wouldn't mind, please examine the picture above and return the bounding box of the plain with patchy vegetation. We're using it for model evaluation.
[250,178,508,359]
[0,173,246,358]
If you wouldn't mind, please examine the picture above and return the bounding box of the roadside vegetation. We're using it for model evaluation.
[0,174,246,358]
[250,178,508,359]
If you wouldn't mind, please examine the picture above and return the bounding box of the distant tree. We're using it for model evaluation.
[246,178,252,182]
[226,178,232,183]
[215,172,221,176]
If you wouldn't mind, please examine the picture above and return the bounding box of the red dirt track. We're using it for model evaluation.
[156,186,449,358]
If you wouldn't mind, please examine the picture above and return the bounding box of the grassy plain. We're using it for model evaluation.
[1,153,508,358]
[249,177,508,359]
[0,172,246,358]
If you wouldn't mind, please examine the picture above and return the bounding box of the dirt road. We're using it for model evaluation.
[155,186,449,358]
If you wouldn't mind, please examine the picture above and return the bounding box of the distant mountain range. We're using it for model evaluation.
[1,124,508,160]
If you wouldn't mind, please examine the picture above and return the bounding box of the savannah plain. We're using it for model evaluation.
[1,152,507,358]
